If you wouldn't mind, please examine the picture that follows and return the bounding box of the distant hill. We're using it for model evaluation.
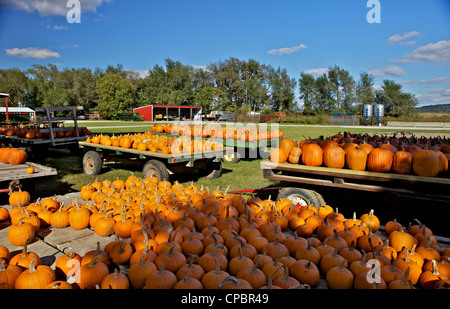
[415,104,450,113]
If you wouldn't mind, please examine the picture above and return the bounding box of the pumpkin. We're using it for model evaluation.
[81,242,111,268]
[288,147,302,164]
[175,271,204,289]
[7,217,35,246]
[412,146,440,177]
[395,251,422,285]
[359,209,380,232]
[392,148,412,174]
[353,270,387,289]
[0,207,9,222]
[366,146,393,173]
[104,240,133,265]
[75,255,109,289]
[290,259,321,287]
[380,260,404,285]
[419,260,447,289]
[345,146,368,171]
[279,138,297,155]
[269,148,288,164]
[44,281,73,289]
[9,238,40,270]
[49,205,70,228]
[15,259,55,289]
[295,238,321,266]
[176,255,205,282]
[326,260,354,289]
[319,246,348,275]
[68,203,91,230]
[101,268,130,289]
[388,227,415,252]
[323,144,345,169]
[236,255,266,289]
[26,167,35,174]
[301,143,323,166]
[385,218,403,235]
[0,260,21,289]
[217,275,252,289]
[55,252,82,279]
[388,267,415,289]
[8,148,27,165]
[127,256,158,289]
[155,244,187,273]
[93,211,116,237]
[9,188,31,207]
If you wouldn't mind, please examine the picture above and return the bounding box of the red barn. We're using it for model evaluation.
[133,105,202,121]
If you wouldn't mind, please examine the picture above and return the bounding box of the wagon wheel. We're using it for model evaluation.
[206,161,223,179]
[142,159,170,182]
[222,151,241,164]
[82,150,103,176]
[276,187,323,209]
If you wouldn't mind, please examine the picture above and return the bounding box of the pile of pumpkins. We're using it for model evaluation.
[152,123,284,141]
[0,125,91,140]
[0,147,27,165]
[270,132,450,178]
[0,175,449,289]
[85,132,224,154]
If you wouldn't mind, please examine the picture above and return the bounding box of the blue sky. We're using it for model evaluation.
[0,0,449,107]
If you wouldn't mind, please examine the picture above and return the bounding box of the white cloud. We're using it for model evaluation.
[398,41,416,46]
[388,31,420,45]
[416,88,450,106]
[392,40,450,63]
[369,65,406,77]
[303,68,329,76]
[53,25,68,30]
[0,0,112,16]
[419,77,450,84]
[5,47,61,59]
[268,44,307,55]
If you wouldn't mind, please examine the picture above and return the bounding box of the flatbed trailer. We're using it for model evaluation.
[260,159,450,236]
[0,106,92,155]
[79,141,233,181]
[0,161,57,194]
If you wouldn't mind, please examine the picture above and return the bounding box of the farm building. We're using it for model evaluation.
[0,93,36,123]
[133,104,202,121]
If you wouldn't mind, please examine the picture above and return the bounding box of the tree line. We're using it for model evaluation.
[0,58,418,119]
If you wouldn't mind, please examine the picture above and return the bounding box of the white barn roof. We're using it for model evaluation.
[0,107,35,113]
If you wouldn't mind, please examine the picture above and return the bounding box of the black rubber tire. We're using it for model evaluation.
[142,159,170,182]
[82,150,103,176]
[276,187,322,208]
[206,162,223,179]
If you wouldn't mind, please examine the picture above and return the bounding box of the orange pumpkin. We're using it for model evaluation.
[269,148,288,163]
[301,143,323,166]
[367,146,393,173]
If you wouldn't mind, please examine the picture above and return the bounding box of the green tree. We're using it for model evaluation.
[95,74,136,119]
[315,74,334,114]
[338,68,356,113]
[356,72,375,110]
[381,80,418,117]
[298,72,316,115]
[0,68,29,106]
[26,64,61,107]
[266,65,296,112]
[141,59,195,106]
